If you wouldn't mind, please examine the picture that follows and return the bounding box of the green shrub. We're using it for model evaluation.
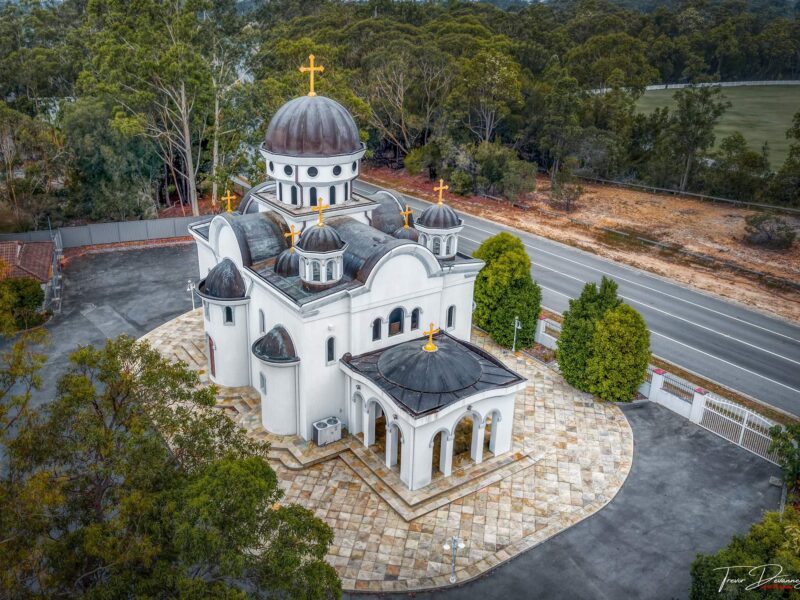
[744,213,796,250]
[473,233,541,349]
[690,508,800,599]
[586,304,650,401]
[449,169,474,195]
[769,423,800,495]
[557,277,621,391]
[0,277,45,331]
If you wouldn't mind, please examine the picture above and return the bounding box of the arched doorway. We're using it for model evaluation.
[207,335,215,378]
[431,429,450,478]
[386,422,403,471]
[452,412,483,468]
[352,393,364,437]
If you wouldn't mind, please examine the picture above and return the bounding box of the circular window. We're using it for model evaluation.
[268,161,274,172]
[307,166,318,178]
[284,165,293,176]
[333,165,342,176]
[352,161,357,172]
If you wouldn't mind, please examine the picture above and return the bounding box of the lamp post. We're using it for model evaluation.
[443,534,466,584]
[186,279,197,310]
[512,315,522,352]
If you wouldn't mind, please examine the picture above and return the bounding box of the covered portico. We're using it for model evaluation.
[340,328,526,490]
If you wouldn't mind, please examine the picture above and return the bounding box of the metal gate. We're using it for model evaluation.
[699,394,781,465]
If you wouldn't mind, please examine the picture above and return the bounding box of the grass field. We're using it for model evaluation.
[636,85,800,168]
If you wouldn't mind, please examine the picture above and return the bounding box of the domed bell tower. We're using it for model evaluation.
[295,203,346,291]
[415,179,464,259]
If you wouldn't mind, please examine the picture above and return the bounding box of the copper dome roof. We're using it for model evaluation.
[252,326,298,363]
[201,258,246,299]
[296,224,345,253]
[264,95,362,157]
[416,203,462,230]
[274,248,300,277]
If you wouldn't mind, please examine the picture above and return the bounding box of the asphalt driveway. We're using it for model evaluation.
[14,244,198,403]
[347,403,782,600]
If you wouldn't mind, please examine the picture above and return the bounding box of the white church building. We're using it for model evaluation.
[188,58,526,491]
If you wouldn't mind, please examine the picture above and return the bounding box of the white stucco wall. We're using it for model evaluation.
[204,299,250,388]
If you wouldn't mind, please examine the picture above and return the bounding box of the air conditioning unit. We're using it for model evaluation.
[312,416,342,446]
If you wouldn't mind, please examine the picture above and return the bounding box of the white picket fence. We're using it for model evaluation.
[533,316,783,465]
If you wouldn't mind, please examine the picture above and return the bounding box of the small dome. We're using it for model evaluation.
[202,258,246,299]
[370,191,406,233]
[275,248,299,277]
[252,325,298,363]
[376,335,481,394]
[296,224,345,253]
[264,96,362,157]
[416,203,461,230]
[393,226,419,241]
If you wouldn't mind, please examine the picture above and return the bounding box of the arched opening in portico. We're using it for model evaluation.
[484,410,501,455]
[452,412,483,469]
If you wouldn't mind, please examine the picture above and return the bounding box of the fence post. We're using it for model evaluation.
[535,315,547,346]
[650,369,666,404]
[689,387,707,424]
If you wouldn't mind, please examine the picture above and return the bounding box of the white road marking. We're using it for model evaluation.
[462,234,800,370]
[458,218,800,344]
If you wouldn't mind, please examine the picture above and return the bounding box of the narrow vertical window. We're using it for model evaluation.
[204,301,209,320]
[447,305,456,328]
[432,237,441,255]
[388,307,404,336]
[278,183,283,202]
[344,182,349,201]
[312,261,320,281]
[446,236,454,255]
[326,261,335,281]
[411,308,420,330]
[291,186,298,205]
[224,306,234,324]
[259,372,266,394]
[326,337,335,363]
[329,185,336,205]
[259,309,265,334]
[372,318,382,341]
[310,187,317,206]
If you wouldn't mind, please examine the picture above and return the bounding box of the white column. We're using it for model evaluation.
[386,425,399,468]
[689,387,708,424]
[441,435,454,476]
[650,369,666,404]
[488,417,497,453]
[471,422,485,464]
[535,316,547,345]
[363,403,375,447]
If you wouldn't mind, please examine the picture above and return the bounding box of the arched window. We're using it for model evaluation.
[310,187,317,206]
[326,337,336,364]
[312,261,321,281]
[204,301,209,320]
[258,309,265,334]
[447,305,456,328]
[259,372,266,394]
[388,307,404,336]
[411,308,420,330]
[446,236,455,255]
[344,182,349,201]
[278,183,283,202]
[372,318,382,341]
[224,306,234,325]
[329,185,336,205]
[432,237,441,255]
[291,186,298,205]
[325,261,335,281]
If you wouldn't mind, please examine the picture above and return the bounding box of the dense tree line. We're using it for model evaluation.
[1,0,800,231]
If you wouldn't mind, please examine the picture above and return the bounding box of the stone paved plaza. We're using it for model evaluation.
[142,309,633,592]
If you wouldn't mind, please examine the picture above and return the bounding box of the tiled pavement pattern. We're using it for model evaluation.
[142,310,633,592]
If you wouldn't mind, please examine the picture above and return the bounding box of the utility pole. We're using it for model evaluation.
[512,315,522,352]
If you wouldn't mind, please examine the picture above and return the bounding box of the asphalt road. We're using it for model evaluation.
[354,180,800,416]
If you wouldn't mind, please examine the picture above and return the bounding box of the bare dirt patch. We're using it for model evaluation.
[362,166,800,323]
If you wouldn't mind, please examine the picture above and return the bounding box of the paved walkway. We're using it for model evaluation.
[143,310,634,592]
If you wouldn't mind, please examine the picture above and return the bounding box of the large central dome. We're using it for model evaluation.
[264,95,362,157]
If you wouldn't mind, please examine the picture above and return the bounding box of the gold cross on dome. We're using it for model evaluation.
[423,322,440,352]
[400,205,413,229]
[434,179,448,205]
[299,54,324,97]
[222,189,236,213]
[312,200,329,226]
[284,224,300,252]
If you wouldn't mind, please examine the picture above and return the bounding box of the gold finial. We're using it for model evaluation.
[423,322,440,352]
[222,189,236,213]
[299,54,324,97]
[434,179,449,205]
[312,200,329,226]
[400,205,413,229]
[284,224,300,252]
